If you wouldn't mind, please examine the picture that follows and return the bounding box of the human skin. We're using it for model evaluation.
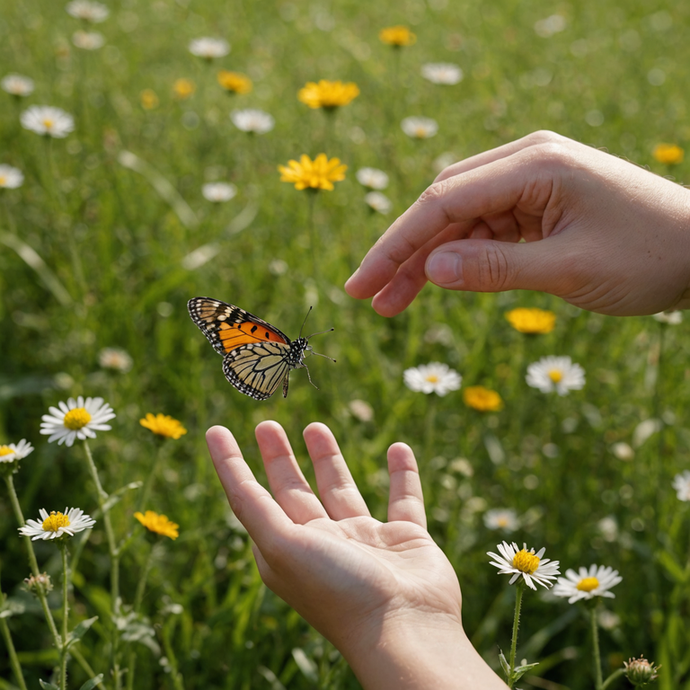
[345,130,690,317]
[206,422,507,690]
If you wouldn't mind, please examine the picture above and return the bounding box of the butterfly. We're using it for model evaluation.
[187,297,334,401]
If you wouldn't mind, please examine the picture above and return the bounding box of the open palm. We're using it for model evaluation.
[206,421,463,655]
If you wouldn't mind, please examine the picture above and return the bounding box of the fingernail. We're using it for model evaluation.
[427,252,462,286]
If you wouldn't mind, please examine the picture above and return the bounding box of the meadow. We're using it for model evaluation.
[1,0,689,688]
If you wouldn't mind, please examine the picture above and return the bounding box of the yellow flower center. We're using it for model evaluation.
[64,407,92,430]
[42,511,70,532]
[42,118,54,130]
[576,576,599,592]
[425,374,440,383]
[0,175,6,186]
[548,369,563,383]
[414,126,427,137]
[0,445,14,456]
[512,549,540,574]
[497,517,509,527]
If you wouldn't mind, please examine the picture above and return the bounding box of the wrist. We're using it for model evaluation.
[341,612,507,690]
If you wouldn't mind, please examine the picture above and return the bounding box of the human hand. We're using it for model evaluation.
[206,421,505,689]
[345,130,690,317]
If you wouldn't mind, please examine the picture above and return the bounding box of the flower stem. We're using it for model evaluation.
[60,543,70,690]
[0,582,28,690]
[590,604,603,690]
[601,667,625,689]
[82,440,122,689]
[507,582,524,688]
[4,475,62,645]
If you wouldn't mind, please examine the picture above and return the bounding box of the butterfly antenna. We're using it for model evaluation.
[299,306,313,337]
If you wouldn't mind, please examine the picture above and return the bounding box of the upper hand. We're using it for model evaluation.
[345,130,690,317]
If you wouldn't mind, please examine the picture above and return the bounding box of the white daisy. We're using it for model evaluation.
[40,396,116,447]
[356,167,389,190]
[672,470,690,501]
[348,399,374,422]
[0,165,24,189]
[19,507,96,541]
[611,442,634,461]
[483,508,519,533]
[403,362,462,397]
[525,355,585,395]
[230,108,275,134]
[653,311,682,325]
[487,541,560,590]
[552,564,622,604]
[188,37,230,59]
[72,30,105,50]
[401,116,438,139]
[0,439,34,463]
[202,182,237,202]
[65,0,110,23]
[1,74,35,97]
[421,62,464,85]
[534,14,566,38]
[98,347,133,372]
[364,191,392,214]
[20,106,75,138]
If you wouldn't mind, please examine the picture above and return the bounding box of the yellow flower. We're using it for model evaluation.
[653,143,684,165]
[140,89,159,110]
[134,510,179,540]
[298,80,360,110]
[463,386,503,412]
[217,70,253,94]
[139,413,187,440]
[173,78,195,100]
[505,307,556,334]
[278,153,347,191]
[379,25,417,46]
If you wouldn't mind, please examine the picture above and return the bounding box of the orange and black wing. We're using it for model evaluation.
[187,297,291,356]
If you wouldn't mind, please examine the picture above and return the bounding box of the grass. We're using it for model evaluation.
[1,0,690,688]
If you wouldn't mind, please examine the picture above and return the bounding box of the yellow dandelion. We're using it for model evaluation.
[463,386,503,412]
[505,307,556,334]
[140,89,159,110]
[139,413,187,440]
[134,510,179,540]
[298,80,360,110]
[653,143,684,165]
[379,25,417,47]
[278,153,347,191]
[217,70,253,94]
[173,78,195,100]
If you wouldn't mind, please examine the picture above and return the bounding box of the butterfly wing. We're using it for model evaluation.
[187,297,291,357]
[221,342,293,401]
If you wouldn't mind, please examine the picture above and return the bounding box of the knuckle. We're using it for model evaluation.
[417,179,449,207]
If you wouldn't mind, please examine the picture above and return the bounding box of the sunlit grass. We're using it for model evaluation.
[1,0,690,688]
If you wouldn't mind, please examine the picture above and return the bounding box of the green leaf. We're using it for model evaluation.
[66,616,99,648]
[78,674,104,690]
[498,650,511,678]
[656,551,688,584]
[0,598,25,619]
[39,680,60,690]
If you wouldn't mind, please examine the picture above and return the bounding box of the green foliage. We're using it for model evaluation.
[1,0,690,688]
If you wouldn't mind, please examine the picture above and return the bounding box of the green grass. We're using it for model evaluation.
[1,0,690,688]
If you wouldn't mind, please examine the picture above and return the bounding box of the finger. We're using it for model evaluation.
[344,148,552,301]
[254,420,328,523]
[205,425,293,543]
[433,130,571,182]
[387,443,426,528]
[303,422,371,519]
[424,233,578,296]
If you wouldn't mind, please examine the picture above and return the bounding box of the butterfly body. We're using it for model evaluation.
[188,297,329,401]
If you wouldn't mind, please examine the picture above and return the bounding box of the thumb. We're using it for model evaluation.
[425,238,575,294]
